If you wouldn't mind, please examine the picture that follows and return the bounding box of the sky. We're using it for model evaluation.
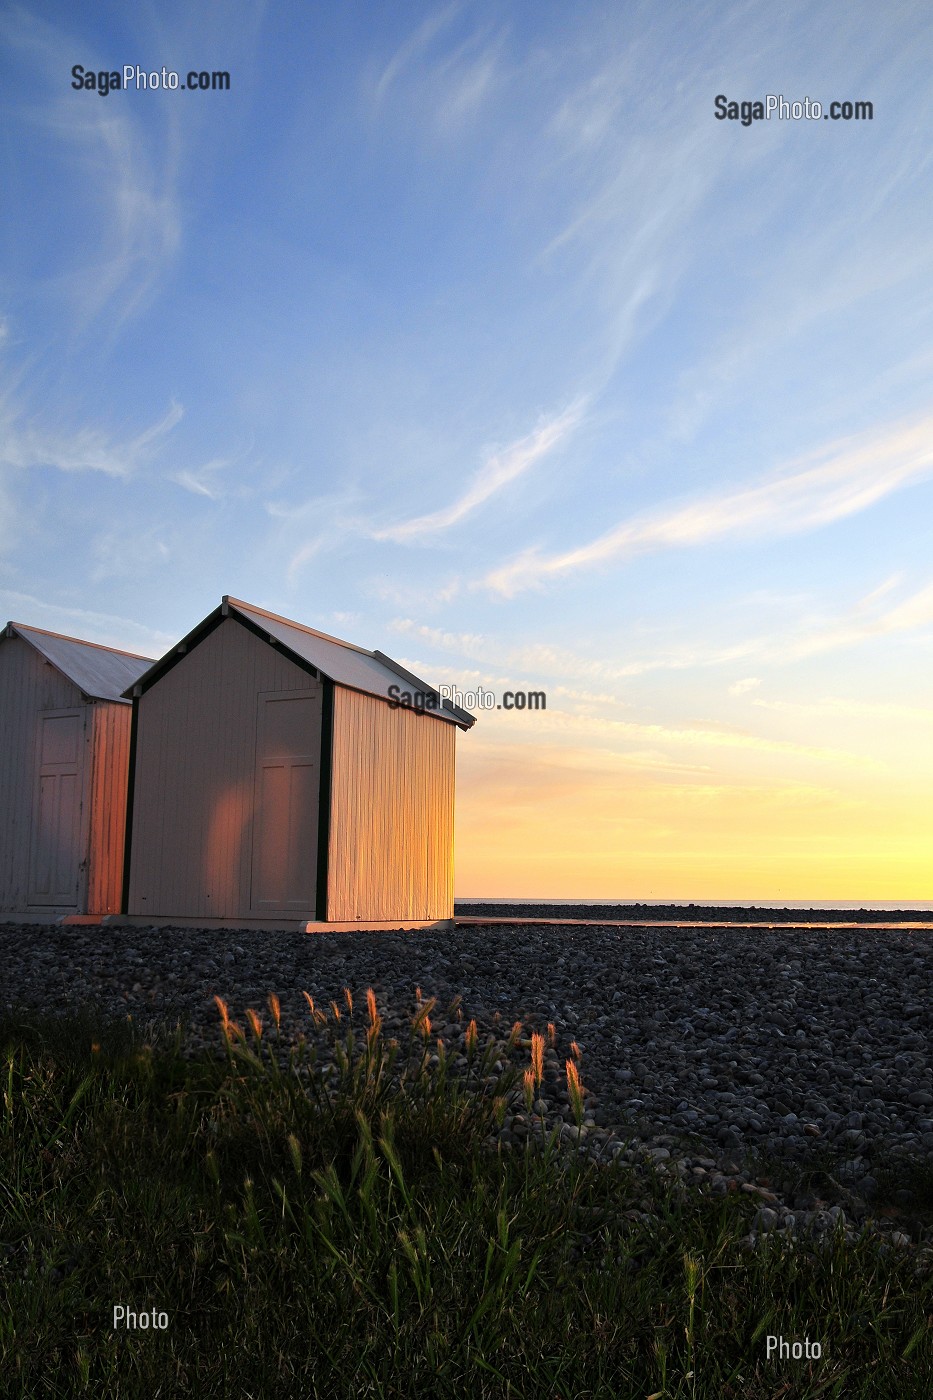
[2,0,932,902]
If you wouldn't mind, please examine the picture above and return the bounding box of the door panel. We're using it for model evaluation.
[250,691,319,911]
[29,710,83,908]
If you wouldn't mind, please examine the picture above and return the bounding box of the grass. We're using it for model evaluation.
[1,994,932,1399]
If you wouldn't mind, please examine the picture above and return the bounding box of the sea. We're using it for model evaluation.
[459,899,933,911]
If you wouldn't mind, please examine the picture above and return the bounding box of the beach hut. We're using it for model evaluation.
[122,596,475,931]
[0,622,153,919]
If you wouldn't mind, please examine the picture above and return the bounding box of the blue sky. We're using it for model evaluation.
[3,0,933,898]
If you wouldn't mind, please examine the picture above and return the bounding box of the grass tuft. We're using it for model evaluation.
[0,999,930,1396]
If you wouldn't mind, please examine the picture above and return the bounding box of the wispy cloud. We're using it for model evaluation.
[788,578,933,659]
[261,487,368,585]
[389,618,489,655]
[481,413,933,596]
[552,684,625,706]
[1,6,180,332]
[0,400,182,479]
[365,576,463,608]
[460,737,714,794]
[0,588,173,655]
[630,575,933,671]
[464,738,864,815]
[374,3,462,102]
[287,536,339,583]
[388,620,633,686]
[388,616,759,684]
[263,398,586,586]
[753,696,933,724]
[614,575,933,673]
[89,528,171,583]
[616,574,933,671]
[373,4,503,133]
[170,456,236,501]
[60,106,181,331]
[172,470,219,500]
[392,565,933,694]
[511,708,883,771]
[0,397,182,478]
[372,398,586,542]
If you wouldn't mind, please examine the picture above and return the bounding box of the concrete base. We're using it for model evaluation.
[0,910,88,924]
[80,914,454,934]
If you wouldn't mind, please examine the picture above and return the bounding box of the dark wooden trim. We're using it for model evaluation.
[372,648,475,729]
[230,610,321,682]
[315,677,334,921]
[121,693,140,914]
[130,607,227,696]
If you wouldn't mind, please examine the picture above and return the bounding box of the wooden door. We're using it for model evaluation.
[250,690,320,912]
[28,708,84,908]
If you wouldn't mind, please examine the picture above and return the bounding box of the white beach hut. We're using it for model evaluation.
[122,596,474,931]
[0,622,153,919]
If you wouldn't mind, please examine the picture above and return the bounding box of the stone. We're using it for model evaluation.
[6,913,933,1254]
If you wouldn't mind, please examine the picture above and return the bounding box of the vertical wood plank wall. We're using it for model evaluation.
[127,619,321,919]
[327,689,456,921]
[0,636,85,912]
[85,702,133,915]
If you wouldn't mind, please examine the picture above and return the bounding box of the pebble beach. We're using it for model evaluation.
[3,911,932,1254]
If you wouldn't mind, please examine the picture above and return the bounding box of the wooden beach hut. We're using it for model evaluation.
[122,596,475,931]
[0,622,153,920]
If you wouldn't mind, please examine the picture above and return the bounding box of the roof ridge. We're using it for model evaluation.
[124,599,475,728]
[223,596,372,656]
[7,621,153,661]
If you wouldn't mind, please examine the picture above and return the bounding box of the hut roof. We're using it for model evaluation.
[3,622,154,704]
[125,596,476,729]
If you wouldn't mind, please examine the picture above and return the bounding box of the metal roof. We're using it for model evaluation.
[4,622,154,703]
[127,597,476,729]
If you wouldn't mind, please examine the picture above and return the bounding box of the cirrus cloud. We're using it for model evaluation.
[481,412,933,596]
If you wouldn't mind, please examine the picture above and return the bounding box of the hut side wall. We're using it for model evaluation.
[327,689,455,921]
[0,635,87,913]
[127,618,322,919]
[85,702,133,916]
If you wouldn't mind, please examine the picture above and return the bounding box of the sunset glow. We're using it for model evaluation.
[3,3,932,903]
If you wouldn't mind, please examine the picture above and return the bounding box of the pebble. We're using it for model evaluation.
[3,916,932,1253]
